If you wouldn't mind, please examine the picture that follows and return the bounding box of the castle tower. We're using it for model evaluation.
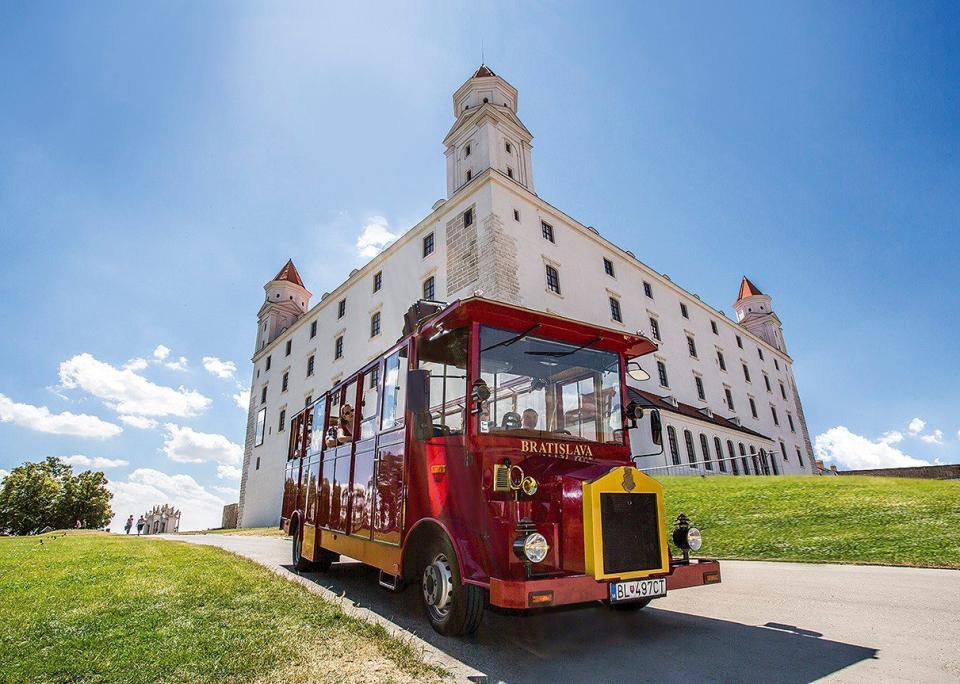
[734,276,786,353]
[443,65,535,197]
[255,259,311,353]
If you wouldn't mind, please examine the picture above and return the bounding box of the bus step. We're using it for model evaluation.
[378,570,403,592]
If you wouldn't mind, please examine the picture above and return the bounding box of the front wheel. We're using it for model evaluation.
[420,536,485,636]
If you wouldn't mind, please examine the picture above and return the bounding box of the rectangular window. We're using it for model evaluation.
[463,208,473,226]
[507,166,514,179]
[254,407,266,446]
[278,409,286,432]
[775,359,780,370]
[310,320,317,339]
[758,347,765,361]
[306,355,315,377]
[261,385,267,404]
[742,364,751,383]
[687,335,697,358]
[796,447,804,467]
[695,376,705,401]
[736,335,743,349]
[266,355,271,371]
[541,221,555,243]
[281,371,289,392]
[649,317,661,341]
[771,406,779,425]
[788,413,795,432]
[545,264,561,294]
[334,335,343,359]
[610,297,622,322]
[711,320,718,335]
[380,347,408,430]
[603,258,615,277]
[657,360,669,387]
[749,397,758,418]
[780,382,787,400]
[717,350,726,371]
[513,209,520,221]
[680,302,689,319]
[725,388,734,411]
[370,311,381,338]
[359,366,380,440]
[285,340,292,356]
[643,281,653,299]
[764,374,772,392]
[465,143,471,157]
[373,271,382,292]
[338,299,346,319]
[423,275,435,300]
[422,232,434,257]
[466,169,472,181]
[505,141,512,153]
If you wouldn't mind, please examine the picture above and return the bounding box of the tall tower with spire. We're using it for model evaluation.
[443,65,535,197]
[255,259,310,353]
[734,277,786,353]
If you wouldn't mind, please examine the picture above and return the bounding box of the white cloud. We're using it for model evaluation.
[202,356,237,380]
[0,469,8,481]
[153,345,171,361]
[879,431,903,445]
[119,414,159,430]
[108,468,226,532]
[58,353,210,417]
[59,454,129,469]
[919,429,943,445]
[164,356,188,372]
[355,216,398,258]
[0,393,122,438]
[233,389,251,410]
[162,423,242,465]
[213,485,239,498]
[123,358,149,371]
[814,426,928,471]
[907,418,926,435]
[216,464,243,480]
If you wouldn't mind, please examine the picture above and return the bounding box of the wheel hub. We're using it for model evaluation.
[422,553,453,618]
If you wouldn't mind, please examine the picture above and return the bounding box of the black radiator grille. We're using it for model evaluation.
[600,493,662,575]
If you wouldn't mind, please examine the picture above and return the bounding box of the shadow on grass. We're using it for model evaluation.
[286,561,877,683]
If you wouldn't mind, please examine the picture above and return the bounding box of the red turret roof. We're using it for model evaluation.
[472,64,496,78]
[273,259,305,287]
[737,276,764,301]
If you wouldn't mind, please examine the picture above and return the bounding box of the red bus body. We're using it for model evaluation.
[281,298,719,622]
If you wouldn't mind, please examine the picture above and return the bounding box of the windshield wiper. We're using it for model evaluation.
[481,324,540,353]
[525,336,603,358]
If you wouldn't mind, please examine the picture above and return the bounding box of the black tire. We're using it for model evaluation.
[606,597,653,611]
[419,534,485,636]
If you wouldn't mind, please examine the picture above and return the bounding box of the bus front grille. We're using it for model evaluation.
[599,493,662,575]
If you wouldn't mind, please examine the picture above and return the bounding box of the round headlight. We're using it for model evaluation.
[523,532,550,564]
[687,527,702,552]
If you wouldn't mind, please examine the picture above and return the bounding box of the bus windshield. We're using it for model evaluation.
[478,326,624,444]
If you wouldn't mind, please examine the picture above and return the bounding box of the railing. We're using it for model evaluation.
[636,455,768,477]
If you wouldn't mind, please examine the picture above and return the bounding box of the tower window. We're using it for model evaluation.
[507,167,514,179]
[310,321,317,339]
[278,409,286,432]
[281,372,288,392]
[774,359,780,370]
[545,264,561,294]
[742,364,751,383]
[307,355,314,377]
[541,221,555,243]
[680,302,689,319]
[788,413,795,432]
[463,208,473,226]
[609,297,622,323]
[796,446,804,467]
[649,317,661,341]
[465,143,471,157]
[513,209,520,221]
[749,397,757,418]
[736,335,743,349]
[338,299,346,319]
[285,340,292,356]
[465,169,472,181]
[334,336,343,360]
[505,141,512,153]
[373,271,382,292]
[695,376,705,401]
[764,374,772,392]
[643,281,653,299]
[657,360,669,388]
[780,382,787,400]
[711,320,719,335]
[687,336,697,358]
[725,388,735,411]
[771,406,779,425]
[423,232,434,257]
[370,311,381,338]
[717,350,726,371]
[603,258,615,277]
[423,275,435,300]
[261,386,267,404]
[266,355,272,371]
[758,347,765,361]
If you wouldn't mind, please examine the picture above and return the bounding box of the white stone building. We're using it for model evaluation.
[237,66,816,528]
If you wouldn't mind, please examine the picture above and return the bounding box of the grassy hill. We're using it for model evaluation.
[0,531,444,684]
[657,475,960,569]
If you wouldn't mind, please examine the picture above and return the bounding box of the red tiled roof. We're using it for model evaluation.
[627,387,772,441]
[472,64,496,78]
[737,276,764,301]
[273,259,305,287]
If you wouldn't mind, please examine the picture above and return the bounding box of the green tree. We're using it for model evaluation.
[58,470,113,530]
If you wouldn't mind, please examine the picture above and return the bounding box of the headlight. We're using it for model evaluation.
[686,527,702,552]
[522,533,550,563]
[672,513,703,553]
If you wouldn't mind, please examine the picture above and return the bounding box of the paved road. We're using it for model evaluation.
[172,535,958,683]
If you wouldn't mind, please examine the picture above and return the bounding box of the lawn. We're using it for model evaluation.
[657,475,960,568]
[177,526,286,537]
[0,531,445,684]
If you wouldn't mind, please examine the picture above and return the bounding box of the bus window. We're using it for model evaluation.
[359,365,380,440]
[380,348,408,431]
[336,379,358,444]
[418,328,468,437]
[309,396,326,455]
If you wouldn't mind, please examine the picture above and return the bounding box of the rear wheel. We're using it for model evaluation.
[606,597,653,611]
[419,535,485,636]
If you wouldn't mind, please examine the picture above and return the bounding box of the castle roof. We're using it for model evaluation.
[737,276,764,302]
[628,387,773,442]
[472,64,496,78]
[273,259,305,287]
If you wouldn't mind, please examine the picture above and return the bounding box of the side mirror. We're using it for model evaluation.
[624,400,644,428]
[626,361,650,382]
[650,409,663,446]
[407,369,430,414]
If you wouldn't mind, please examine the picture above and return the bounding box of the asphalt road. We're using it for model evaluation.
[172,534,958,683]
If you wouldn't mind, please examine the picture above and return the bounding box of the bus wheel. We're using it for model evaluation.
[420,536,484,636]
[291,522,317,572]
[605,597,653,611]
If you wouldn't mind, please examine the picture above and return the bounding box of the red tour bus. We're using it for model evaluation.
[282,297,720,636]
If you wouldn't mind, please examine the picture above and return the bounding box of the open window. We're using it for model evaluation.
[417,328,468,438]
[380,346,408,431]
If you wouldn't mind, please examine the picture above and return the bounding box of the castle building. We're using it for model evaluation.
[238,66,817,527]
[140,504,181,535]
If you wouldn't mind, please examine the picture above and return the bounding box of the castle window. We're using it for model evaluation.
[423,275,435,300]
[774,359,780,370]
[780,382,787,400]
[466,169,472,181]
[465,143,471,157]
[266,355,272,371]
[657,360,669,388]
[285,340,292,356]
[373,271,382,292]
[307,355,314,377]
[255,408,266,447]
[711,320,719,335]
[742,363,751,383]
[796,446,804,467]
[505,141,512,153]
[771,406,779,426]
[700,433,712,470]
[727,440,738,475]
[545,264,561,294]
[749,397,758,418]
[680,302,689,319]
[261,386,267,404]
[695,375,705,401]
[788,413,795,432]
[338,299,346,319]
[463,208,473,226]
[715,437,727,472]
[310,321,317,339]
[649,317,661,341]
[683,430,696,467]
[370,311,381,338]
[717,350,726,371]
[513,209,520,221]
[335,336,343,359]
[609,297,622,323]
[278,409,286,432]
[281,372,289,392]
[687,335,697,358]
[736,335,743,349]
[758,347,764,361]
[764,374,771,392]
[667,426,680,465]
[643,281,653,299]
[541,221,555,243]
[423,232,434,257]
[507,166,514,179]
[725,387,734,411]
[603,258,615,277]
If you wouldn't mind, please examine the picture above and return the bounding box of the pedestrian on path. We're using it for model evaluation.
[124,515,134,535]
[136,515,145,536]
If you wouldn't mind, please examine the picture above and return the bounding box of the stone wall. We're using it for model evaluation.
[478,213,521,304]
[221,503,239,529]
[837,464,960,480]
[445,204,479,296]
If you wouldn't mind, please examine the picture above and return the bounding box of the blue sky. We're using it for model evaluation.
[1,2,957,529]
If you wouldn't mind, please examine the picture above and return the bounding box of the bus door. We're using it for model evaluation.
[372,345,408,545]
[351,361,381,540]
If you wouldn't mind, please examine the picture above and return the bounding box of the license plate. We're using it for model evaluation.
[609,577,667,603]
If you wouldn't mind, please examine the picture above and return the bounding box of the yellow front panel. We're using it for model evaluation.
[302,522,316,561]
[582,466,670,580]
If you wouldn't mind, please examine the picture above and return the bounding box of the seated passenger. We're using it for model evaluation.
[522,408,539,430]
[325,404,354,447]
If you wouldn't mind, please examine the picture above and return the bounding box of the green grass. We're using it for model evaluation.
[177,526,286,537]
[0,531,446,684]
[658,475,960,568]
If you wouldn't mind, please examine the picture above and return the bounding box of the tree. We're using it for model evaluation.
[0,457,114,535]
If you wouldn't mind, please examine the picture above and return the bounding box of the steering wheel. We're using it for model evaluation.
[501,412,521,430]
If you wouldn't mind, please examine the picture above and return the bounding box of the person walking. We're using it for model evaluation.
[136,515,145,536]
[124,515,134,535]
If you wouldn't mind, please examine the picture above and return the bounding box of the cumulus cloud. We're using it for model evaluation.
[119,414,159,430]
[153,345,171,361]
[108,468,226,532]
[213,485,239,498]
[58,353,210,417]
[907,418,926,435]
[356,216,398,258]
[216,464,243,480]
[59,454,129,469]
[879,431,903,445]
[162,423,242,466]
[202,356,237,380]
[164,356,188,372]
[814,426,928,470]
[233,389,251,411]
[123,358,149,371]
[919,429,944,445]
[0,393,122,438]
